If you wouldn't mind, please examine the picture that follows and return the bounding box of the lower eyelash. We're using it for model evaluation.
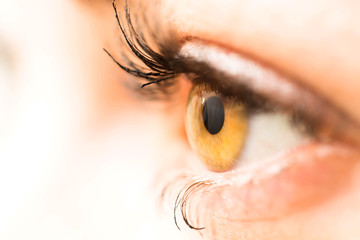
[160,173,215,231]
[174,180,209,231]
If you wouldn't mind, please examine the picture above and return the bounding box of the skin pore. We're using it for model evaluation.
[0,0,359,239]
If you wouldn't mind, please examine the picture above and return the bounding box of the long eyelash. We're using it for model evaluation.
[105,0,269,108]
[104,0,181,94]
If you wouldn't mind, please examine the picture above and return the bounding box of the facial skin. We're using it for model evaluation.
[164,0,360,122]
[159,0,360,239]
[0,0,359,240]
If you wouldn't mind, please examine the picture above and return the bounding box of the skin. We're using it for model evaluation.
[0,0,359,239]
[163,0,360,122]
[160,0,360,239]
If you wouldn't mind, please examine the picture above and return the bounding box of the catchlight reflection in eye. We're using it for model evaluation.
[185,84,248,172]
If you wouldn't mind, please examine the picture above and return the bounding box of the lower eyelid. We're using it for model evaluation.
[179,142,359,236]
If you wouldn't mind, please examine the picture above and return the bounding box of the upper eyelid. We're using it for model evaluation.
[106,0,360,146]
[177,40,360,145]
[179,40,301,103]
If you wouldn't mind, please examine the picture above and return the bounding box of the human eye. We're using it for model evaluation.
[104,0,360,239]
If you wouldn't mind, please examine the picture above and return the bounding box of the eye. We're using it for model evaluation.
[185,80,313,173]
[185,83,248,172]
[104,0,360,176]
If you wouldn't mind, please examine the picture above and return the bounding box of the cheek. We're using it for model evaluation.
[188,143,360,240]
[200,184,360,240]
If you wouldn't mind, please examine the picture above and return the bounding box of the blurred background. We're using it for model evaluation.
[0,0,191,239]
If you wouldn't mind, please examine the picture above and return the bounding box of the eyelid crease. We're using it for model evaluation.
[179,41,300,105]
[177,40,360,147]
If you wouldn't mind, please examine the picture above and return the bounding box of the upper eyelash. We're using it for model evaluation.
[105,1,271,109]
[104,0,181,94]
[104,1,271,111]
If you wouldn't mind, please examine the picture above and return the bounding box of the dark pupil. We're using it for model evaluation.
[202,96,225,135]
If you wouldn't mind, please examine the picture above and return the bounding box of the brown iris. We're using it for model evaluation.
[185,84,249,172]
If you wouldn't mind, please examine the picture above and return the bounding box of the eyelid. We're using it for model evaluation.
[179,41,301,105]
[170,142,360,237]
[106,0,360,145]
[177,40,360,146]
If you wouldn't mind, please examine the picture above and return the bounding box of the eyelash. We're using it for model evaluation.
[105,0,279,111]
[105,1,214,230]
[103,0,182,98]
